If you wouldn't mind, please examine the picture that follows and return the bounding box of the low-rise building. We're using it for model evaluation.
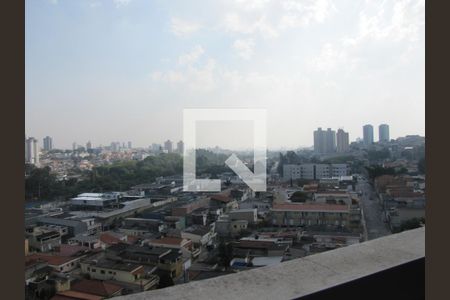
[68,234,102,249]
[26,254,82,273]
[148,237,196,258]
[70,192,122,210]
[231,237,289,258]
[228,208,258,224]
[80,258,159,291]
[215,215,248,237]
[270,203,351,227]
[283,164,348,181]
[26,225,66,252]
[105,243,184,280]
[37,217,89,239]
[209,193,238,212]
[181,226,216,248]
[313,191,353,205]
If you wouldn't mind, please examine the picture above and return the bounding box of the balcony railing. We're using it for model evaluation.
[115,227,424,300]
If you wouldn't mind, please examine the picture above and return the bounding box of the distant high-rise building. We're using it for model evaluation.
[72,142,77,151]
[128,141,132,149]
[379,124,390,142]
[111,142,121,152]
[313,128,326,153]
[177,140,184,154]
[325,128,336,153]
[151,143,162,152]
[25,137,40,166]
[314,128,336,153]
[164,140,173,153]
[43,136,53,151]
[336,129,349,153]
[86,141,92,150]
[363,124,374,145]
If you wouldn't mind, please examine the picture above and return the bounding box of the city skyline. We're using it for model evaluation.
[26,0,424,149]
[25,123,418,151]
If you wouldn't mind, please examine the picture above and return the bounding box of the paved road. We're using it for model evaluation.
[357,178,391,240]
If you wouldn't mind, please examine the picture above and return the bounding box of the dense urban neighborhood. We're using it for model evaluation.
[25,127,425,300]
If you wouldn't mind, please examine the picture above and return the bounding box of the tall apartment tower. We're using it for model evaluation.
[314,128,336,153]
[43,136,53,151]
[325,128,336,153]
[363,124,374,145]
[25,137,40,166]
[128,141,132,149]
[86,141,92,150]
[164,140,173,153]
[379,124,390,142]
[177,140,184,154]
[336,129,349,153]
[313,128,326,153]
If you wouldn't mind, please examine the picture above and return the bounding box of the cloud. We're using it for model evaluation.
[178,45,205,66]
[89,1,102,8]
[113,0,132,8]
[170,17,201,37]
[151,57,217,92]
[221,0,337,38]
[224,13,278,38]
[149,46,312,102]
[310,0,424,74]
[233,39,255,59]
[358,0,424,42]
[278,0,337,29]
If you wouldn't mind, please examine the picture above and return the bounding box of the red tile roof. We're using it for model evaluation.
[272,203,349,213]
[71,279,123,297]
[150,237,190,247]
[151,237,182,245]
[57,244,89,257]
[126,235,140,244]
[26,254,79,267]
[210,194,232,203]
[99,232,123,245]
[51,290,103,300]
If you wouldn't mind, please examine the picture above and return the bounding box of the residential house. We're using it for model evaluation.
[80,258,159,291]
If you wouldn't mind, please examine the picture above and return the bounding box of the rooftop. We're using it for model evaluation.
[149,237,189,246]
[84,258,143,273]
[26,254,79,266]
[115,227,424,300]
[272,203,349,213]
[71,279,123,297]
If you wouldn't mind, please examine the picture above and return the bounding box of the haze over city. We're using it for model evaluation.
[26,0,424,149]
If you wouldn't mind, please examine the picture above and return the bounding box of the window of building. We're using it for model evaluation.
[100,270,105,274]
[92,268,96,272]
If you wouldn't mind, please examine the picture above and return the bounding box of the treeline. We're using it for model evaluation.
[365,165,408,180]
[25,151,237,202]
[25,153,183,201]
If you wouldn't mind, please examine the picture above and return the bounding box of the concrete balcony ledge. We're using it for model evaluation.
[116,227,425,300]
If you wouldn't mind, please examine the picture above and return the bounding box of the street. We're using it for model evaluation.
[357,177,391,240]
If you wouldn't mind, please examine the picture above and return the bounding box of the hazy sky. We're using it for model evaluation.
[26,0,425,149]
